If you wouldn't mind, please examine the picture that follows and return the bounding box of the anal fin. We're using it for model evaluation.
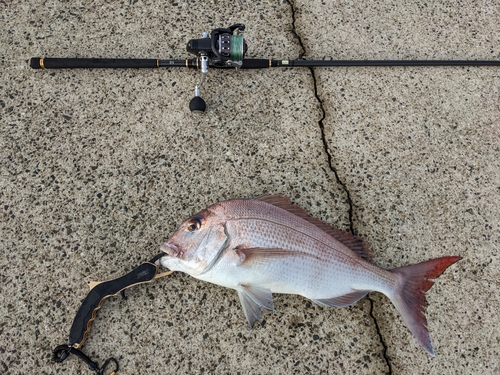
[312,290,369,308]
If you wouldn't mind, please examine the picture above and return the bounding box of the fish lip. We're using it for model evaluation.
[160,242,183,258]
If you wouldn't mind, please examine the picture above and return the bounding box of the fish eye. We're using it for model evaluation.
[187,217,202,232]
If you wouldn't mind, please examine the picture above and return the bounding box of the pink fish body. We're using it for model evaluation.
[160,195,461,355]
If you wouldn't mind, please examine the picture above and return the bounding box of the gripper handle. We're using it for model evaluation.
[68,262,158,348]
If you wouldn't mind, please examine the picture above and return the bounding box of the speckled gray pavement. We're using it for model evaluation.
[1,1,499,374]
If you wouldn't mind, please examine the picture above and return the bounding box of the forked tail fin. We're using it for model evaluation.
[390,256,462,355]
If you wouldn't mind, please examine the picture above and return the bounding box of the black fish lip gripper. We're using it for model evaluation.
[52,253,172,374]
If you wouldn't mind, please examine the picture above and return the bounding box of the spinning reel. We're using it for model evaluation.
[186,24,247,113]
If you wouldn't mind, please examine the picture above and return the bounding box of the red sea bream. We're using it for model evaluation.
[160,195,461,355]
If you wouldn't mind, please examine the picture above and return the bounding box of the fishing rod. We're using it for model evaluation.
[30,23,500,113]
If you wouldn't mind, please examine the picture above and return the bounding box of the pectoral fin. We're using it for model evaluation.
[237,285,274,328]
[312,290,369,308]
[236,246,320,266]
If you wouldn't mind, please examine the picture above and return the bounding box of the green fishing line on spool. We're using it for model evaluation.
[230,34,245,61]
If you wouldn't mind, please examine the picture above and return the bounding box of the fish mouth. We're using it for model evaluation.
[160,242,183,258]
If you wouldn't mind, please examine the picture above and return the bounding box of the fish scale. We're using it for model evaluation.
[160,195,461,355]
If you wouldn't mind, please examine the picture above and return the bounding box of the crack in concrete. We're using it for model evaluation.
[285,1,393,373]
[285,0,354,234]
[368,296,393,374]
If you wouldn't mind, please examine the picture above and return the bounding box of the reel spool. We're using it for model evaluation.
[187,24,247,113]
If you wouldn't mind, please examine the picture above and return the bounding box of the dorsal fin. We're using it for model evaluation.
[256,195,374,258]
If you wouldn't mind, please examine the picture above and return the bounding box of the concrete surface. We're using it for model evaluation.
[1,1,498,374]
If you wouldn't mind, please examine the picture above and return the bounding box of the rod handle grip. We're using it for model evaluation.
[30,57,159,69]
[240,59,274,69]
